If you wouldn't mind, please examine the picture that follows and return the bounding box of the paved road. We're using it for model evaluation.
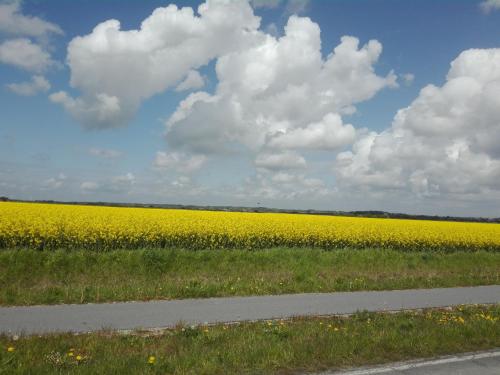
[0,285,499,335]
[322,349,500,374]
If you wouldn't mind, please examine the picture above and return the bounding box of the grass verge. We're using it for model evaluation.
[1,305,499,374]
[1,248,499,306]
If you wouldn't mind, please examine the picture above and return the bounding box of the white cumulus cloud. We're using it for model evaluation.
[167,18,395,156]
[53,0,260,128]
[336,48,500,199]
[161,13,396,202]
[165,15,396,189]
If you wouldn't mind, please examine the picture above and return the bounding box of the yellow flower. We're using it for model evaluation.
[76,355,83,361]
[7,346,15,352]
[68,352,74,357]
[148,356,156,364]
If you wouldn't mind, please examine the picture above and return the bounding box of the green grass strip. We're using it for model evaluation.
[1,248,499,306]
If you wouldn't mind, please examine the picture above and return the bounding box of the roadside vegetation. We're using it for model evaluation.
[1,248,499,306]
[1,305,499,374]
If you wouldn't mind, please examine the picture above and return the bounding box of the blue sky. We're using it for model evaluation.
[1,0,500,216]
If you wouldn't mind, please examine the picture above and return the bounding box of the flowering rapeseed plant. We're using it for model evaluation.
[1,202,499,251]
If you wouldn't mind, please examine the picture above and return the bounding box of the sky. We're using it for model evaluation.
[1,0,500,217]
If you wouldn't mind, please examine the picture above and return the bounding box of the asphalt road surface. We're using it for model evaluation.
[0,285,499,335]
[322,349,500,374]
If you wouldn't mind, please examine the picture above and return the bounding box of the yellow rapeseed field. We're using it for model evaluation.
[0,202,499,251]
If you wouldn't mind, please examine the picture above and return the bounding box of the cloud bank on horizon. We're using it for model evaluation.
[1,0,500,216]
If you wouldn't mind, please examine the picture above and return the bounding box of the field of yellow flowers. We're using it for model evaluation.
[1,202,499,251]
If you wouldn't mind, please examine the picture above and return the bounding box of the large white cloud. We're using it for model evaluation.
[160,14,396,204]
[165,16,395,183]
[336,48,500,199]
[52,0,261,128]
[0,2,62,38]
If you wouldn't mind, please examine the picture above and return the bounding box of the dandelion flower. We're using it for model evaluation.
[76,355,83,361]
[7,346,15,352]
[148,356,156,364]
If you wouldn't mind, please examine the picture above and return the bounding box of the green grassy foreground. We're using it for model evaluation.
[1,305,499,374]
[1,248,499,306]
